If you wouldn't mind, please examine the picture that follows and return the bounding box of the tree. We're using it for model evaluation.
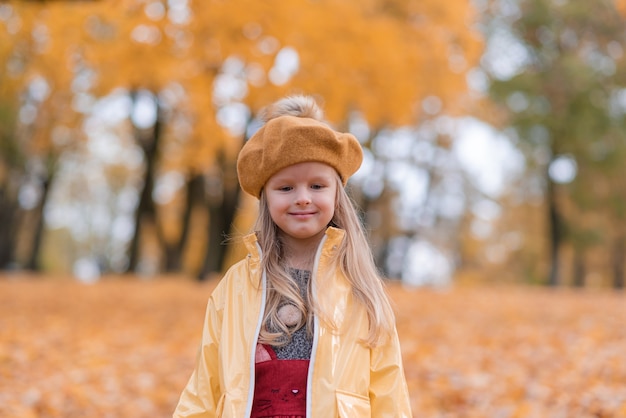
[482,0,626,287]
[2,0,483,278]
[0,3,76,270]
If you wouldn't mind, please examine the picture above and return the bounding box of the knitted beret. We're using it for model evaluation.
[237,114,363,198]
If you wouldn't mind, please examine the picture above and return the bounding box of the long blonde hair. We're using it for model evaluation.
[251,94,396,348]
[255,176,396,348]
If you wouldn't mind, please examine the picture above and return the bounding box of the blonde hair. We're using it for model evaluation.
[255,180,396,348]
[261,94,323,122]
[254,95,396,348]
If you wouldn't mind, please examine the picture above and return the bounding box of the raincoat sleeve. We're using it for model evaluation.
[173,285,225,418]
[369,325,413,417]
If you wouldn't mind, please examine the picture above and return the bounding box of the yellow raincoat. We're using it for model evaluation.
[174,227,413,417]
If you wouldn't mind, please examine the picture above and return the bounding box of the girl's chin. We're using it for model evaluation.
[279,228,326,242]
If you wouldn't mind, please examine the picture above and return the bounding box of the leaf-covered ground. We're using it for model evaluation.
[1,275,625,417]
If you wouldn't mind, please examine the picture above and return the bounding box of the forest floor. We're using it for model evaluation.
[1,274,625,418]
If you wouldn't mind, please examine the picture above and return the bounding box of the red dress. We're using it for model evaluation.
[251,343,309,418]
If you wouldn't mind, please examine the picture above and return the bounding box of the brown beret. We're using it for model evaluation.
[237,115,363,198]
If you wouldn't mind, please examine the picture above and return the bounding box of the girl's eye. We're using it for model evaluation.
[311,184,324,190]
[279,186,292,192]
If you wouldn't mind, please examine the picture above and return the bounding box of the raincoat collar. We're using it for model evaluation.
[242,226,346,267]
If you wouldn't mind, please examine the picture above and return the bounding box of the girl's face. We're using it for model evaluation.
[265,162,338,246]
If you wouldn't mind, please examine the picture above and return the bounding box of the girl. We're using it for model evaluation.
[174,95,412,417]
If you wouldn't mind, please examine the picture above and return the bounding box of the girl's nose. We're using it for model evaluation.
[294,188,311,205]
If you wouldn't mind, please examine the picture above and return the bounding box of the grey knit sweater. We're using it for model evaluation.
[270,269,313,360]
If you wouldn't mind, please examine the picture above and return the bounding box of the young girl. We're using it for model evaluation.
[174,95,412,417]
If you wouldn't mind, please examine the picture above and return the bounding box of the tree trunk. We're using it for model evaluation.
[572,246,585,287]
[198,156,240,280]
[26,165,55,271]
[546,174,562,286]
[0,186,20,269]
[126,90,161,273]
[161,236,181,272]
[162,173,205,272]
[613,235,625,289]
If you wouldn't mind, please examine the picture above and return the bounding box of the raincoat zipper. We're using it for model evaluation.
[305,234,328,417]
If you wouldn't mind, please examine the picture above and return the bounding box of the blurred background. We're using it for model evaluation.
[3,2,626,417]
[1,0,626,289]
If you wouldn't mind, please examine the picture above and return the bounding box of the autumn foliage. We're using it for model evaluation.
[0,0,485,279]
[2,275,625,417]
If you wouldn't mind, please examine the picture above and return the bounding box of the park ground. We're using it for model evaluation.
[1,274,625,418]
